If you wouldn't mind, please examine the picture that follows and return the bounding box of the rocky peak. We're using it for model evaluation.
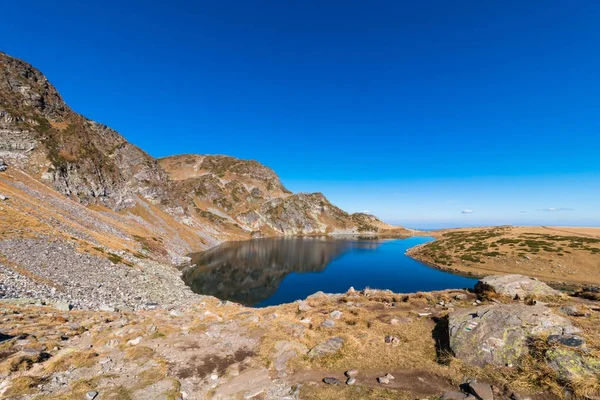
[159,154,289,194]
[0,51,68,122]
[0,51,169,209]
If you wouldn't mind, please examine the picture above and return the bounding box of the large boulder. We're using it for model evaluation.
[474,274,561,299]
[448,304,581,368]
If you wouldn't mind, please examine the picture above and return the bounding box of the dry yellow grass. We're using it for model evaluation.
[3,376,46,397]
[409,226,600,285]
[43,349,98,374]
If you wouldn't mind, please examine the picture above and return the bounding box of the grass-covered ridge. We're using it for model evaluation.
[407,226,600,285]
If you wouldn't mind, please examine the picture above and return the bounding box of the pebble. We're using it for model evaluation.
[385,335,400,345]
[127,336,142,346]
[346,377,356,385]
[298,301,312,312]
[345,369,358,377]
[321,319,335,328]
[85,391,98,400]
[323,377,341,385]
[330,310,342,320]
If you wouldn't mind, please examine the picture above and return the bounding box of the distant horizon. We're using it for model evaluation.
[398,223,600,231]
[2,1,598,226]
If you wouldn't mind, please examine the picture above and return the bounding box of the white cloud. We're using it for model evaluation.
[540,207,574,212]
[461,209,474,214]
[362,210,371,214]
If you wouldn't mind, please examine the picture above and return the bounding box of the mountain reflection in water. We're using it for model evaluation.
[183,237,381,306]
[183,236,477,307]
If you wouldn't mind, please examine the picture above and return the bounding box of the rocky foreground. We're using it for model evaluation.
[2,49,600,400]
[1,275,600,400]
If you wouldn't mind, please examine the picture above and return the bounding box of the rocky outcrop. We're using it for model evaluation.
[161,154,404,237]
[237,192,355,235]
[449,304,579,367]
[0,52,170,210]
[448,303,599,382]
[475,274,562,299]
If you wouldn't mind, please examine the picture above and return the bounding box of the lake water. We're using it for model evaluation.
[183,236,478,307]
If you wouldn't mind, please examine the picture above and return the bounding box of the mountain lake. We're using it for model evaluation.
[183,236,478,307]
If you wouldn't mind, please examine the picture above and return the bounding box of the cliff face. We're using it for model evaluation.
[0,51,409,260]
[0,51,169,210]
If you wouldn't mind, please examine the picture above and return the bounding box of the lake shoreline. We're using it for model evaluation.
[183,236,476,307]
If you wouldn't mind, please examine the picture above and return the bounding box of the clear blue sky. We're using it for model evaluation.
[2,1,599,228]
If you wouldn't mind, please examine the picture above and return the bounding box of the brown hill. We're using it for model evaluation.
[407,225,600,285]
[0,51,411,264]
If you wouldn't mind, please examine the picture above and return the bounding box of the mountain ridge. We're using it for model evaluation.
[0,50,414,264]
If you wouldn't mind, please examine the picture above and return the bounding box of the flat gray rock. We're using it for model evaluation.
[474,274,561,299]
[308,336,344,358]
[272,340,308,373]
[321,319,335,328]
[298,300,312,312]
[546,347,600,380]
[465,381,494,400]
[449,304,580,368]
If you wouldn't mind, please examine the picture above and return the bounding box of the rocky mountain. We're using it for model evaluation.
[0,52,168,210]
[159,154,412,238]
[0,51,412,264]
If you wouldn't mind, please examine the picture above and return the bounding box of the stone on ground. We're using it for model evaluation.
[308,337,344,358]
[298,300,312,312]
[344,369,358,377]
[272,341,308,374]
[85,391,98,400]
[474,274,561,299]
[449,304,580,368]
[546,347,600,380]
[321,319,335,328]
[213,368,271,398]
[449,303,600,381]
[441,392,470,400]
[464,381,494,400]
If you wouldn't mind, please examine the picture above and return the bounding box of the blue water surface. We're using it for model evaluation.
[183,236,477,307]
